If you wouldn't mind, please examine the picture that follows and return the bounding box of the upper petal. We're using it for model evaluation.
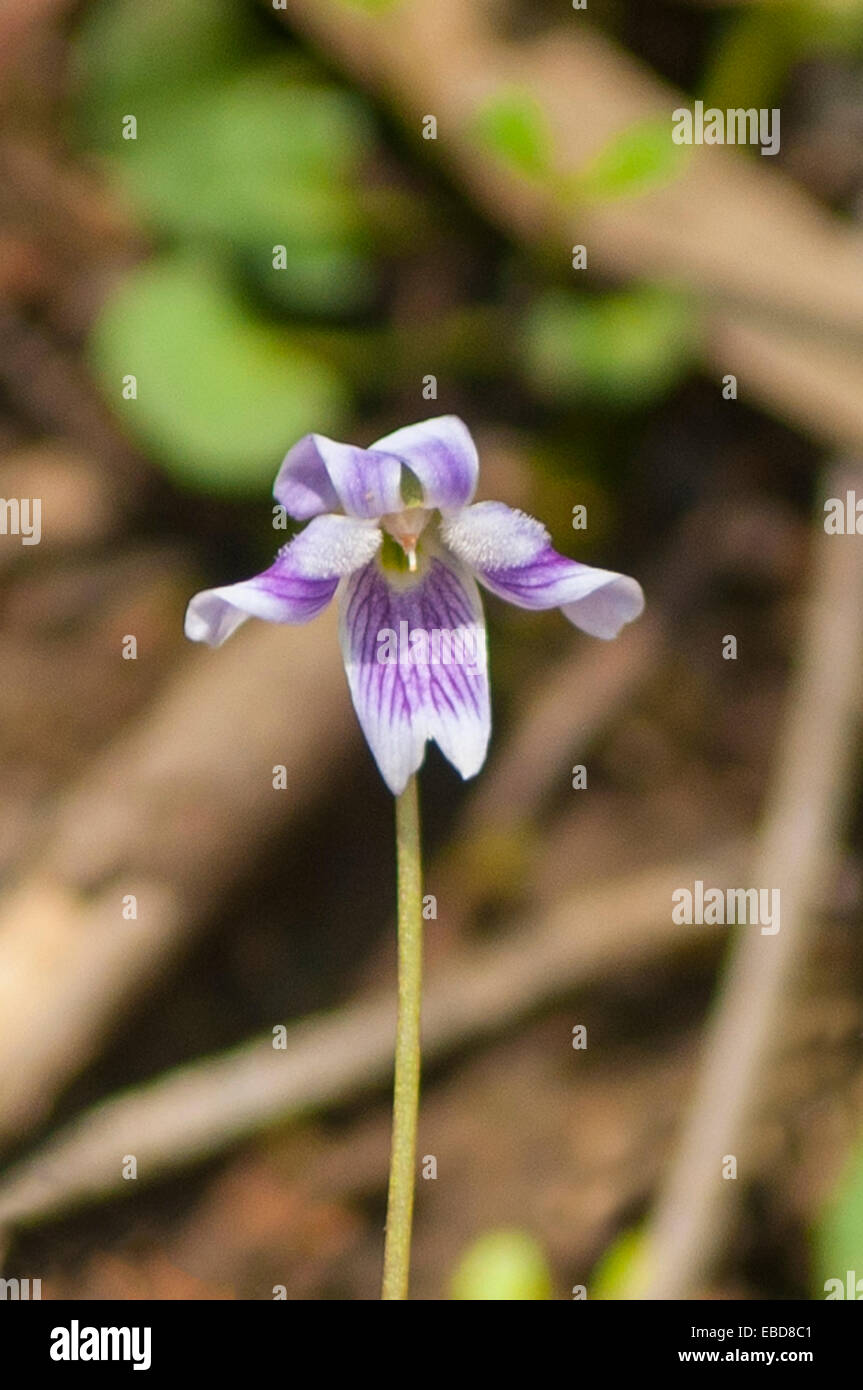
[308,435,404,520]
[185,513,382,647]
[338,549,490,795]
[441,501,644,639]
[273,435,342,519]
[371,415,479,511]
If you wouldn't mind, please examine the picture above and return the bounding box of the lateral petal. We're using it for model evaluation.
[442,501,644,639]
[185,514,382,647]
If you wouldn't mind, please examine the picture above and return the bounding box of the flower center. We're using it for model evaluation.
[381,507,431,573]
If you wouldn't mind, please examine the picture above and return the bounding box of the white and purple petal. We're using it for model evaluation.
[185,513,382,648]
[338,550,490,795]
[310,435,405,520]
[371,415,479,511]
[441,501,644,639]
[273,435,343,520]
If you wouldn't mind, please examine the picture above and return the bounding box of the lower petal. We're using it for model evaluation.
[338,552,491,795]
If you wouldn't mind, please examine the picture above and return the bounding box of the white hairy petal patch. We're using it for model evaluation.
[441,501,548,572]
[279,514,382,578]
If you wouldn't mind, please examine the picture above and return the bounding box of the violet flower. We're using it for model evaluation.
[185,413,644,1298]
[185,416,644,793]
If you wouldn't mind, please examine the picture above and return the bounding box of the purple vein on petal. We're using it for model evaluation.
[338,553,491,794]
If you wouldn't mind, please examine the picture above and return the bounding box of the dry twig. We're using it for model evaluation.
[0,845,744,1232]
[0,612,356,1144]
[635,462,863,1298]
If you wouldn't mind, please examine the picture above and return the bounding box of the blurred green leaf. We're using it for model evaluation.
[471,89,554,180]
[76,0,384,318]
[73,0,257,139]
[81,60,382,317]
[97,73,375,252]
[702,7,806,111]
[246,244,377,316]
[813,0,863,52]
[89,255,348,493]
[591,1226,649,1299]
[450,1229,553,1300]
[572,117,690,202]
[524,285,699,407]
[813,1137,863,1297]
[703,1,863,111]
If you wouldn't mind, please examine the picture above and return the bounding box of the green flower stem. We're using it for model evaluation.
[381,773,423,1300]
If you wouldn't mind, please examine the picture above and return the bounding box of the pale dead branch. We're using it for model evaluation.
[0,845,744,1232]
[635,461,863,1298]
[0,611,356,1144]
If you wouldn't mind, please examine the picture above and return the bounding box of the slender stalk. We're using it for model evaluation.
[381,773,423,1300]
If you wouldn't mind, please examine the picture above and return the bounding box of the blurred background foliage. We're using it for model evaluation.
[71,0,863,501]
[71,0,712,495]
[75,0,391,490]
[814,1138,863,1293]
[450,1228,554,1300]
[701,0,863,110]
